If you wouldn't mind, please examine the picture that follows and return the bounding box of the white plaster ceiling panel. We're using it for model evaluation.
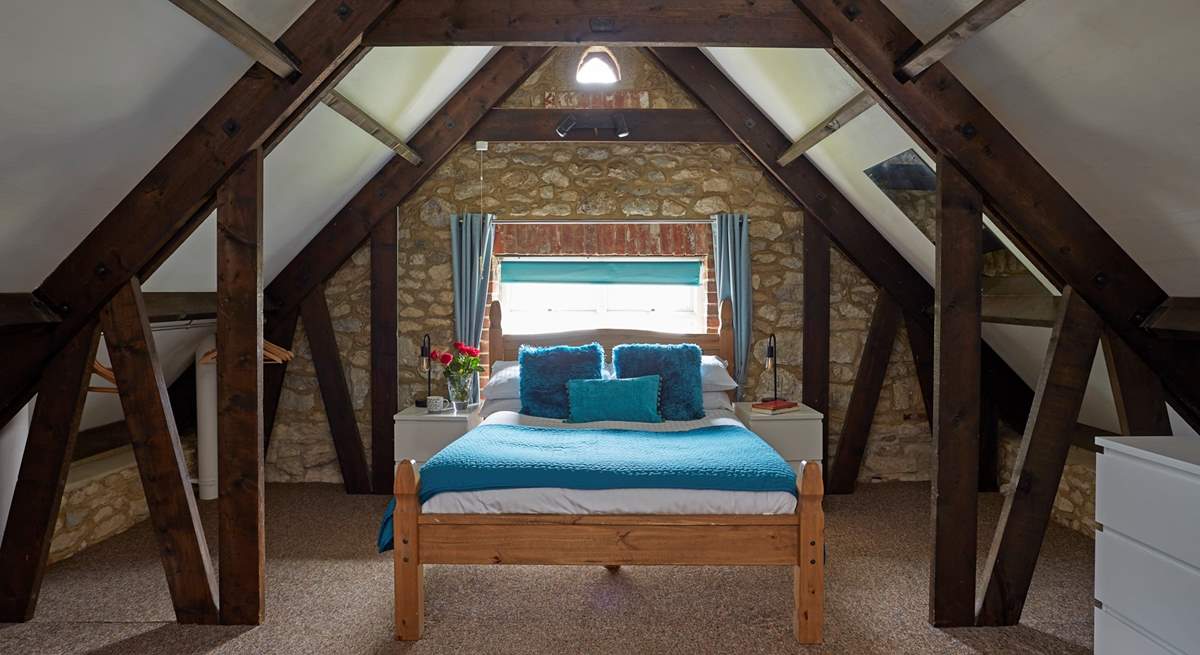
[0,0,311,292]
[883,0,1200,295]
[145,105,393,292]
[336,46,497,141]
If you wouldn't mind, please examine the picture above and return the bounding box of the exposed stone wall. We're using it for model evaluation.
[267,46,932,484]
[50,443,197,563]
[999,432,1098,538]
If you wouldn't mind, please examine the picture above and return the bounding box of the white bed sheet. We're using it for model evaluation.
[421,410,798,515]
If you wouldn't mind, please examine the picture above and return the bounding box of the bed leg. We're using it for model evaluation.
[794,461,824,644]
[395,460,424,641]
[604,565,621,573]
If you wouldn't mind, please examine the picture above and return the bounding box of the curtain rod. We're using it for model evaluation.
[491,218,745,226]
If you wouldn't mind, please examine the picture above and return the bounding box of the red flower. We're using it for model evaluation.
[429,349,440,361]
[439,352,453,366]
[452,341,465,351]
[468,346,480,357]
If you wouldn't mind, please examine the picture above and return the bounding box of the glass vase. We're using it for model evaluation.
[446,374,471,412]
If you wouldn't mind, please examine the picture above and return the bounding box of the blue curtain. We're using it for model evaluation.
[451,213,496,403]
[712,213,752,398]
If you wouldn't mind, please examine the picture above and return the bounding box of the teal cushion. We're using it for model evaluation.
[567,375,663,424]
[519,343,604,419]
[612,343,705,421]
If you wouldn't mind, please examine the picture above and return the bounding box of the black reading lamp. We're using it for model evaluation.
[416,334,432,408]
[765,334,778,401]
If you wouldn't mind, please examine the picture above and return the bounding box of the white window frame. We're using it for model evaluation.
[497,256,707,334]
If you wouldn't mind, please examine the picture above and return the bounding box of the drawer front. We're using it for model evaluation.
[1096,530,1200,653]
[1098,449,1200,566]
[1095,608,1182,655]
[751,419,823,462]
[394,420,467,461]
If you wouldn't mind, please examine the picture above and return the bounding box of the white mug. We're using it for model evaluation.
[426,396,448,412]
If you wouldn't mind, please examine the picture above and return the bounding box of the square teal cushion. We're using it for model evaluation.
[612,343,705,421]
[518,342,604,419]
[567,375,664,423]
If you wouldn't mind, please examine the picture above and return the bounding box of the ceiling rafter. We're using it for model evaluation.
[168,0,299,78]
[895,0,1029,82]
[777,91,875,166]
[322,90,423,165]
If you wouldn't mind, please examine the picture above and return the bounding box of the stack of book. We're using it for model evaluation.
[751,399,801,415]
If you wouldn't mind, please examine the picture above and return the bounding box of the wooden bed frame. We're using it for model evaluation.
[393,299,825,643]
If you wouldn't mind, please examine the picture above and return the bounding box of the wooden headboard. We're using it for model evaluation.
[488,298,735,373]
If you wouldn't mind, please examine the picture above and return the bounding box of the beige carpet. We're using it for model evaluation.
[0,482,1093,654]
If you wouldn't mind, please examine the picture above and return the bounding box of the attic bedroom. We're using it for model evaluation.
[2,1,1199,653]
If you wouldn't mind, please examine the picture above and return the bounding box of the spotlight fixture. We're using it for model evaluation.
[613,112,630,139]
[555,114,578,138]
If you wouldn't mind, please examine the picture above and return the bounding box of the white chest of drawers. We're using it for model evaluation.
[1094,436,1200,655]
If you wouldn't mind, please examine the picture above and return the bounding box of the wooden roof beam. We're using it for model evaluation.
[777,91,875,166]
[468,109,736,143]
[981,293,1058,328]
[793,0,1200,431]
[322,91,422,165]
[0,294,61,328]
[1141,297,1200,340]
[365,0,831,47]
[168,0,299,78]
[264,46,554,320]
[896,0,1028,82]
[0,1,396,430]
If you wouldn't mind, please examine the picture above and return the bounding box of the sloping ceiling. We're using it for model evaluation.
[2,0,1197,435]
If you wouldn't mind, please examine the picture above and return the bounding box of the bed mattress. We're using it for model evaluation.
[420,410,798,515]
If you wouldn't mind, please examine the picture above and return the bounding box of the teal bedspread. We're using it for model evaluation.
[377,423,795,552]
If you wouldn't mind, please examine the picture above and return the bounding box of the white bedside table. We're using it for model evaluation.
[734,402,824,473]
[393,406,475,466]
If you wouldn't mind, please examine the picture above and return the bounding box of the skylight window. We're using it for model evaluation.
[576,47,620,85]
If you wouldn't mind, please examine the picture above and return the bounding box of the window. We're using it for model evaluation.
[576,46,620,85]
[498,257,706,334]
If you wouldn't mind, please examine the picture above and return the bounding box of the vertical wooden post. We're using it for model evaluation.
[0,322,99,621]
[371,213,398,494]
[802,216,831,482]
[794,461,824,644]
[1101,330,1171,435]
[977,287,1103,625]
[101,279,219,624]
[217,149,265,625]
[300,288,372,494]
[827,294,900,494]
[394,459,424,640]
[930,157,981,627]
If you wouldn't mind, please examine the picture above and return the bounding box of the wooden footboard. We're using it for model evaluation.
[394,460,825,643]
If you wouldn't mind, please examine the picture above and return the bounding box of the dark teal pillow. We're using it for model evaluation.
[518,342,604,419]
[567,375,663,423]
[612,343,704,421]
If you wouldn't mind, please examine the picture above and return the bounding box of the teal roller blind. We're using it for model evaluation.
[500,260,701,285]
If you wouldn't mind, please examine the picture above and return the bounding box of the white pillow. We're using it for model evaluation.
[701,355,738,391]
[702,391,734,411]
[481,360,520,400]
[477,397,522,419]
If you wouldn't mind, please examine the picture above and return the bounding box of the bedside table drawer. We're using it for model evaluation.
[750,420,823,462]
[394,408,471,463]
